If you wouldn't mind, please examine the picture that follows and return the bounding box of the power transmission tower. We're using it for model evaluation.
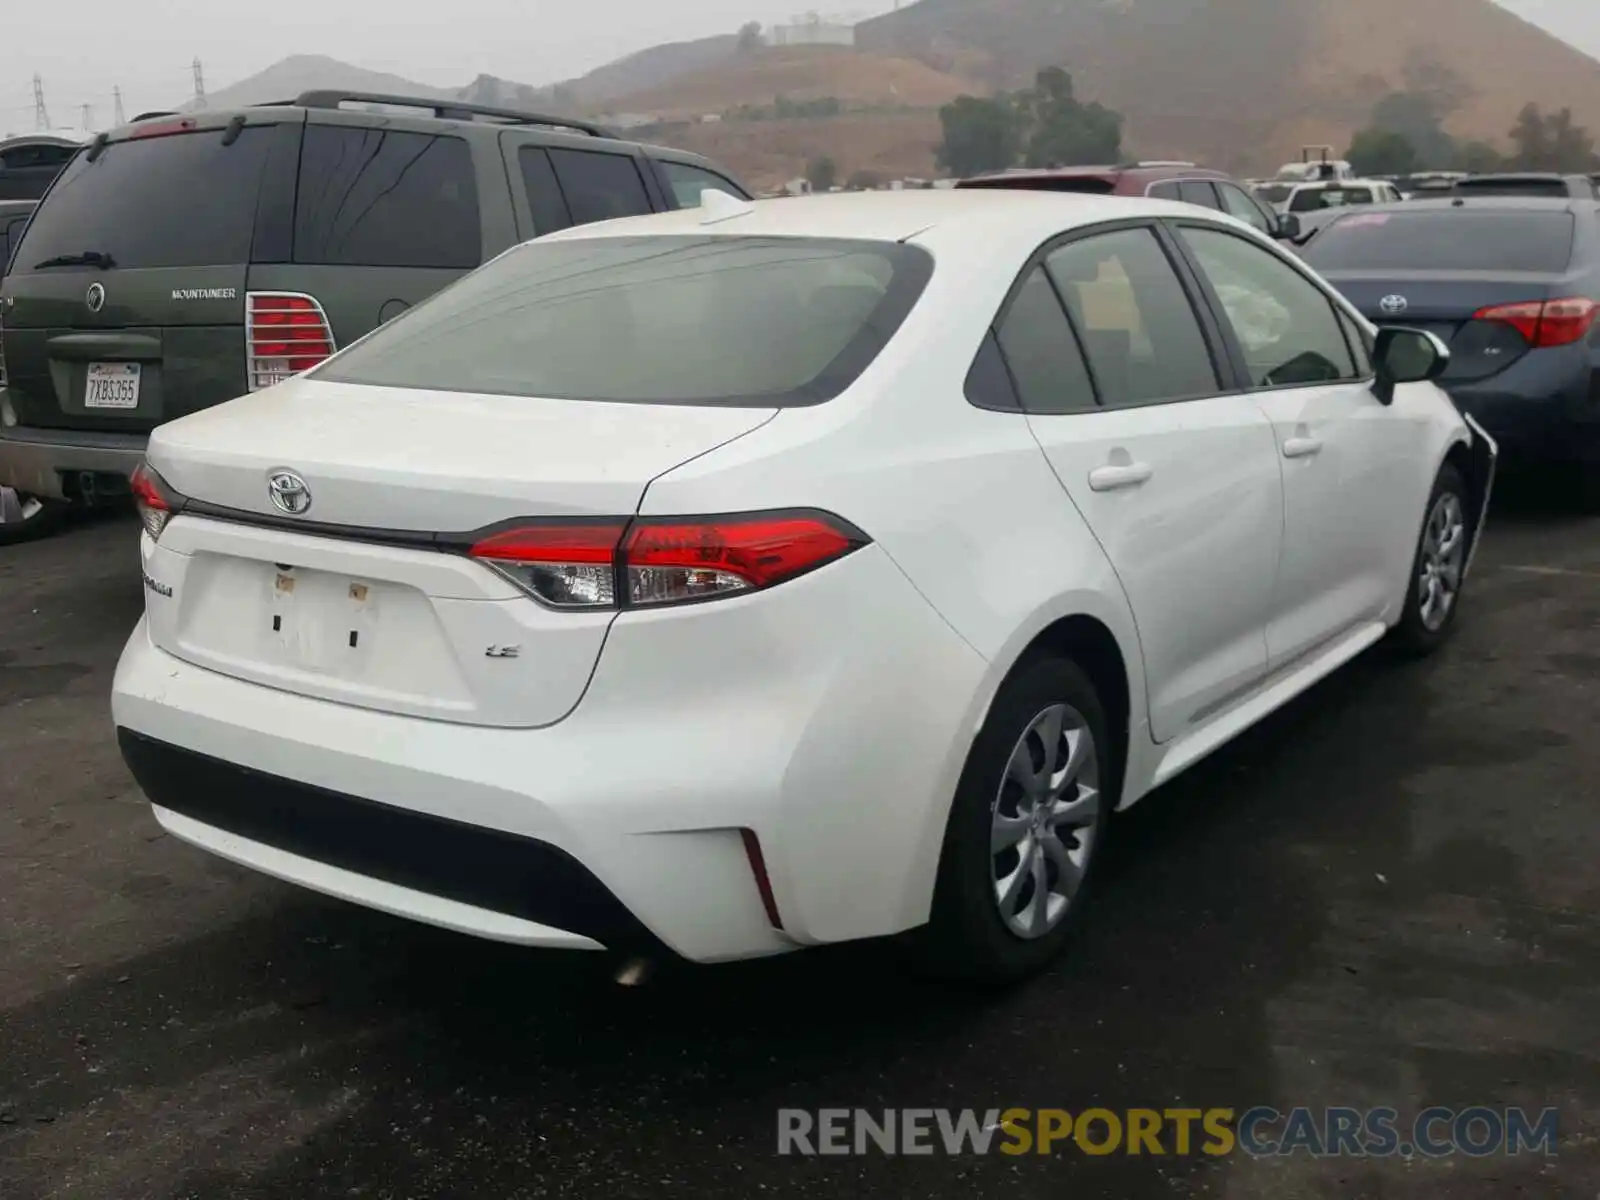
[192,58,207,109]
[33,74,50,131]
[113,86,126,126]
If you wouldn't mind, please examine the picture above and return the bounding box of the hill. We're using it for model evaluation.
[183,54,450,111]
[856,0,1600,172]
[607,46,978,118]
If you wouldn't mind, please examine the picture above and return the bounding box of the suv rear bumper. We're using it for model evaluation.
[0,420,147,498]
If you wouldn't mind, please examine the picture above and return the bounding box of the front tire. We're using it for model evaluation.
[0,486,66,545]
[916,655,1115,984]
[1389,463,1470,656]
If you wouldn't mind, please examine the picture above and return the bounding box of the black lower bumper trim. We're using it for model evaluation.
[117,729,658,951]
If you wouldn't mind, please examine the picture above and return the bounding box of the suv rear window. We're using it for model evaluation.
[295,126,481,269]
[1304,211,1575,273]
[314,235,934,407]
[11,128,271,272]
[1452,177,1576,199]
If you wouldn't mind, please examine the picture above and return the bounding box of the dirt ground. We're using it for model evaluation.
[2,486,1597,1198]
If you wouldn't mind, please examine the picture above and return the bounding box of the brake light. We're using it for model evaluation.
[125,118,198,140]
[246,292,336,391]
[467,510,869,610]
[130,462,184,541]
[1473,297,1600,348]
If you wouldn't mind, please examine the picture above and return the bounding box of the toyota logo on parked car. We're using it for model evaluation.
[85,283,106,314]
[1379,294,1409,315]
[267,470,313,515]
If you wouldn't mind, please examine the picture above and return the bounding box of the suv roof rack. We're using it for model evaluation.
[129,110,182,122]
[292,90,613,138]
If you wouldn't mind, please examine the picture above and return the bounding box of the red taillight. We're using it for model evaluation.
[246,292,336,391]
[125,118,198,140]
[130,462,183,541]
[467,511,868,610]
[1473,297,1600,348]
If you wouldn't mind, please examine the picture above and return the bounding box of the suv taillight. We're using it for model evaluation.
[246,292,336,391]
[467,511,869,610]
[1473,297,1600,349]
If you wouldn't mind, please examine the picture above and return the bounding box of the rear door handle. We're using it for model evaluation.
[1282,436,1323,459]
[1088,462,1153,492]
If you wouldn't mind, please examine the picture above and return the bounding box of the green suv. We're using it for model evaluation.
[0,90,750,543]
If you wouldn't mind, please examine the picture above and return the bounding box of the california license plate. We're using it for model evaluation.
[85,362,141,409]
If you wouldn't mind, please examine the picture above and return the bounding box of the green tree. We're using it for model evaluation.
[1369,90,1457,168]
[1018,68,1122,168]
[1452,139,1504,173]
[736,21,763,51]
[1507,103,1596,171]
[1346,127,1419,177]
[805,155,838,192]
[936,94,1022,177]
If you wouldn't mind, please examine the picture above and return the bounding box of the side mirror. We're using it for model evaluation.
[1273,212,1303,242]
[1372,326,1449,405]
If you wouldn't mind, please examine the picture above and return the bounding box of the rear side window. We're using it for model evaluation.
[993,266,1097,414]
[547,149,652,226]
[1044,227,1219,407]
[1305,211,1575,273]
[517,147,573,235]
[658,160,747,207]
[295,126,481,269]
[1217,183,1272,234]
[314,235,933,407]
[1148,181,1181,201]
[1179,181,1221,209]
[11,128,271,271]
[1454,178,1570,199]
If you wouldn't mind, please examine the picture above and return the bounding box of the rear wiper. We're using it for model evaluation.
[32,251,116,271]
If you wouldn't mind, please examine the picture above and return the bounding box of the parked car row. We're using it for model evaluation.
[0,91,752,543]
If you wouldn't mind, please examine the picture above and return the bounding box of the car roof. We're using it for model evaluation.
[536,188,1242,248]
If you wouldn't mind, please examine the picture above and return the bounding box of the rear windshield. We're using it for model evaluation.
[11,127,271,273]
[957,175,1116,194]
[1288,186,1376,212]
[313,235,934,407]
[1453,178,1577,199]
[1304,211,1575,273]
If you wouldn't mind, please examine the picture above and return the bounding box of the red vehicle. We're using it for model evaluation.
[956,162,1302,244]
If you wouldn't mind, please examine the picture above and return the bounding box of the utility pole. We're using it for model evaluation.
[192,58,207,109]
[113,86,126,126]
[80,103,93,131]
[33,74,50,131]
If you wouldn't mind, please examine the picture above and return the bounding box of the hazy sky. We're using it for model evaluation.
[3,0,1596,136]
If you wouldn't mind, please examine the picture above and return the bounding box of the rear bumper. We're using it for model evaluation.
[1444,351,1600,463]
[111,543,990,962]
[0,418,147,498]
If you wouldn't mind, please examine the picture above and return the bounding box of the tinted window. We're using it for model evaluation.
[547,149,652,226]
[965,329,1020,410]
[517,146,573,235]
[1180,226,1357,387]
[1305,211,1575,273]
[658,160,747,207]
[295,127,480,269]
[0,143,77,171]
[1454,177,1570,199]
[12,128,269,271]
[1289,185,1377,212]
[1255,184,1293,206]
[993,266,1096,414]
[1179,180,1221,209]
[315,236,932,407]
[1148,181,1181,201]
[1044,227,1219,406]
[1217,183,1272,234]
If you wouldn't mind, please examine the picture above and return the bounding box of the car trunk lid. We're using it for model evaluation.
[1321,269,1569,382]
[142,378,778,726]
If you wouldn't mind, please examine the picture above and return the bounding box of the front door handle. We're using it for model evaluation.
[1282,436,1323,459]
[1088,462,1153,492]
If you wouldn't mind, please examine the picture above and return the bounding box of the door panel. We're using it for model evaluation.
[1029,401,1284,741]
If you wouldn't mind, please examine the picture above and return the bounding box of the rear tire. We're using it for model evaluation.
[913,655,1115,984]
[0,486,66,545]
[1389,463,1469,657]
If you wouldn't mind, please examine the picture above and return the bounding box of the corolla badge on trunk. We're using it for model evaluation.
[1379,294,1408,315]
[267,471,313,516]
[85,283,106,313]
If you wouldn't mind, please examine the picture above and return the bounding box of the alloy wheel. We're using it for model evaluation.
[0,485,43,527]
[990,703,1100,940]
[1418,491,1466,632]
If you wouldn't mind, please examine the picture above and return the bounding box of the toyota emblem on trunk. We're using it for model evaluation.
[1379,294,1408,314]
[85,283,106,313]
[267,471,313,515]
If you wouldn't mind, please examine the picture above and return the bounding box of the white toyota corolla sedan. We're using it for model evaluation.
[112,189,1495,981]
